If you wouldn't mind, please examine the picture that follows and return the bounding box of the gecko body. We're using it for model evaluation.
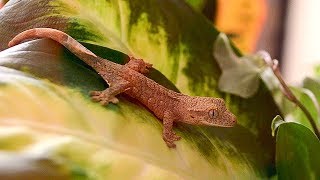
[9,28,237,148]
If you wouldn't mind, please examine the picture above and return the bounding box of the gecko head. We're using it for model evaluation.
[185,97,237,127]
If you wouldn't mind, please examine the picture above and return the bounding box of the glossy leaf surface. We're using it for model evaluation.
[273,118,320,180]
[0,0,281,178]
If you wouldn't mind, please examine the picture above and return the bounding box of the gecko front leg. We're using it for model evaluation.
[125,56,152,74]
[90,78,130,105]
[162,111,181,148]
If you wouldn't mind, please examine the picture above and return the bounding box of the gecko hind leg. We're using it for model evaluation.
[90,90,119,105]
[90,79,130,106]
[125,56,153,74]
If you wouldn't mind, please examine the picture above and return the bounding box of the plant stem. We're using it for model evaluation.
[265,58,320,139]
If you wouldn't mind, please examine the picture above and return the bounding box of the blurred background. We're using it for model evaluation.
[191,0,320,85]
[1,0,319,85]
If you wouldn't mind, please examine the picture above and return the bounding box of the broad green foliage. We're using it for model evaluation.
[0,37,274,179]
[272,117,320,180]
[0,0,282,178]
[0,70,183,179]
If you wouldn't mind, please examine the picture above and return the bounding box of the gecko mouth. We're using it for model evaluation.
[201,121,234,127]
[222,112,237,127]
[202,112,237,127]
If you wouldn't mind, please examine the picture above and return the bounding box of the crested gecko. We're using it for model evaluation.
[8,28,237,148]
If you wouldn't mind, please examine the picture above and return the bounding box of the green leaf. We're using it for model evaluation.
[273,86,320,132]
[261,66,320,133]
[271,115,285,137]
[213,33,267,98]
[275,121,320,179]
[185,0,208,12]
[289,88,320,131]
[0,0,281,178]
[303,77,320,104]
[0,37,274,179]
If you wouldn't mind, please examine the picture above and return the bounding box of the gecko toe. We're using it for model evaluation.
[163,134,178,148]
[163,138,176,148]
[90,90,119,105]
[100,100,109,106]
[89,91,101,96]
[141,69,149,74]
[146,63,153,69]
[167,142,176,148]
[91,96,102,102]
[172,134,181,141]
[110,97,119,104]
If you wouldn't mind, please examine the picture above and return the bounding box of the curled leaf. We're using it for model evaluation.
[271,115,285,137]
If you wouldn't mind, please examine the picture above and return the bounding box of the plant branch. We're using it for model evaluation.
[264,57,320,139]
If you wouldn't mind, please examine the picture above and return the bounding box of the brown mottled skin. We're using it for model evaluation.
[9,28,237,148]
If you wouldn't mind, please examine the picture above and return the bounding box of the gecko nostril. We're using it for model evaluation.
[232,119,237,125]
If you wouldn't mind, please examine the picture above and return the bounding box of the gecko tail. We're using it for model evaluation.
[8,28,97,58]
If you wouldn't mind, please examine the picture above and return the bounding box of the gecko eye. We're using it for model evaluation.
[208,109,216,119]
